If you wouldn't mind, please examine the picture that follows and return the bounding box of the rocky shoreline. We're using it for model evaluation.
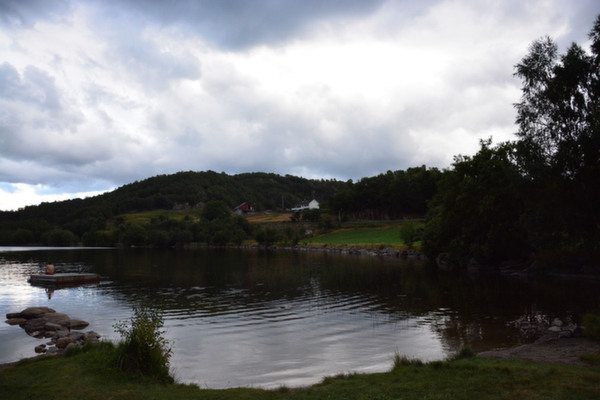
[196,243,428,261]
[479,315,599,365]
[5,307,101,355]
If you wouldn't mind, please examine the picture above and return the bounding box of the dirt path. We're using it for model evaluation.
[479,337,600,365]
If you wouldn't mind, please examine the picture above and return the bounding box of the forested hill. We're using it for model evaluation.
[0,171,346,243]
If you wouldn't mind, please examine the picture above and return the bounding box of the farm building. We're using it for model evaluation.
[234,202,255,215]
[291,199,319,212]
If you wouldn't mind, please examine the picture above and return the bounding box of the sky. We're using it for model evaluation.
[0,0,598,211]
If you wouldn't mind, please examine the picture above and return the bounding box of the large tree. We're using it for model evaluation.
[424,15,600,271]
[513,16,600,269]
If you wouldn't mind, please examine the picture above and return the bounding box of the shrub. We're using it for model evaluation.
[113,307,173,383]
[392,352,423,371]
[44,228,78,246]
[582,314,600,341]
[399,220,423,248]
[449,347,476,361]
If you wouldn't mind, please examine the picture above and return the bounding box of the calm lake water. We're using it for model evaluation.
[1,247,599,388]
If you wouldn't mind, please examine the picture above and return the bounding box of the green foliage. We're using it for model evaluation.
[281,226,305,245]
[0,171,345,246]
[329,166,443,220]
[10,228,35,245]
[113,307,173,383]
[423,140,529,266]
[255,227,281,246]
[43,228,78,246]
[449,347,476,361]
[201,200,231,221]
[423,16,600,272]
[399,220,423,248]
[582,313,600,341]
[392,352,424,371]
[119,224,148,246]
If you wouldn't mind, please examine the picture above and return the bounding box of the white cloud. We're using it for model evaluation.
[0,183,108,211]
[0,0,597,210]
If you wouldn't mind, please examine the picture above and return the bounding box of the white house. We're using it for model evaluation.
[291,199,320,212]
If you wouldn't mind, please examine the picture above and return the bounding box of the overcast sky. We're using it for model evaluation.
[0,0,598,210]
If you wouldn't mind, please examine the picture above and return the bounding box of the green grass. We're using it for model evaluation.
[305,225,408,247]
[2,343,600,400]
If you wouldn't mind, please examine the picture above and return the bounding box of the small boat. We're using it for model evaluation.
[28,273,101,287]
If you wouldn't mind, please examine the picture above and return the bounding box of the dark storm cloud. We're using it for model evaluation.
[1,0,599,210]
[94,0,397,49]
[0,0,71,27]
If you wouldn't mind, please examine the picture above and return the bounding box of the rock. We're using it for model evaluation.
[69,319,89,330]
[6,312,23,319]
[548,326,562,332]
[436,253,453,271]
[84,331,100,339]
[20,307,55,319]
[21,317,47,333]
[43,313,71,327]
[34,345,47,353]
[558,330,573,338]
[552,318,564,327]
[68,332,85,341]
[44,322,63,331]
[65,342,81,351]
[5,318,27,325]
[53,329,69,339]
[55,336,76,349]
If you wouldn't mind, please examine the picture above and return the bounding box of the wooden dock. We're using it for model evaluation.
[28,273,101,286]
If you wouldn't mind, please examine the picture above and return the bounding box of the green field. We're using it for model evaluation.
[305,224,409,247]
[2,344,600,400]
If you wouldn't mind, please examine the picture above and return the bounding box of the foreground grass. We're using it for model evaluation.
[2,343,600,400]
[305,225,407,247]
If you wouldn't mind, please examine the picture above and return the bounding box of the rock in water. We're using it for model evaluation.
[69,319,89,330]
[5,318,27,326]
[552,318,564,327]
[43,312,71,327]
[34,344,47,353]
[20,307,55,319]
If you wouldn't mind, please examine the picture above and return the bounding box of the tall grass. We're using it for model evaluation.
[582,313,600,341]
[113,307,173,383]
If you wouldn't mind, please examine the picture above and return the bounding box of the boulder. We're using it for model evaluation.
[69,319,89,330]
[20,307,55,319]
[44,322,63,331]
[53,329,70,339]
[548,326,562,332]
[21,318,48,333]
[65,342,81,351]
[5,318,27,326]
[552,318,564,327]
[55,336,77,349]
[43,313,71,327]
[34,344,47,353]
[68,332,85,341]
[6,312,23,319]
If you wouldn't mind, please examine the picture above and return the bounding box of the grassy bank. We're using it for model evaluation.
[2,343,600,399]
[305,225,406,247]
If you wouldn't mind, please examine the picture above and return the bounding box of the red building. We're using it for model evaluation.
[234,202,254,215]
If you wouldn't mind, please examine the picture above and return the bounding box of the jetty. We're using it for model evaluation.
[28,273,101,286]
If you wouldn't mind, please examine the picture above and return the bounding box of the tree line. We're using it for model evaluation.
[423,16,600,273]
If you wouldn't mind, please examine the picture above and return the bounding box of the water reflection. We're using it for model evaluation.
[1,248,599,388]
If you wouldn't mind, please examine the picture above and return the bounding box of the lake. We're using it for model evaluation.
[1,247,599,388]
